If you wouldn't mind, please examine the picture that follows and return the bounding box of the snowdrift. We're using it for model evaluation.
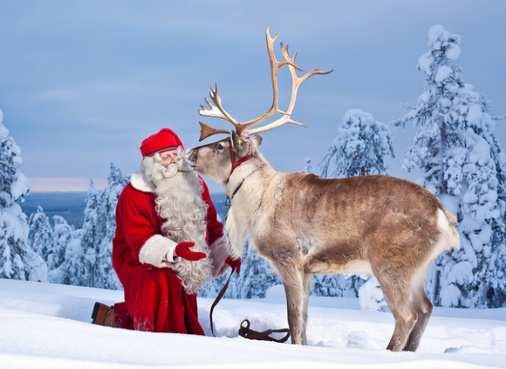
[1,279,505,369]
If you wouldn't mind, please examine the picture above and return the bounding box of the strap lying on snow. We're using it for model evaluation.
[209,270,291,343]
[238,319,290,343]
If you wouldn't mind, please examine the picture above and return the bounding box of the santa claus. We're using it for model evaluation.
[91,128,241,334]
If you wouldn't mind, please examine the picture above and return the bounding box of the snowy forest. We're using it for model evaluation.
[1,25,505,309]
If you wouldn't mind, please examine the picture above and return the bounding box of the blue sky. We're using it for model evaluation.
[1,1,505,192]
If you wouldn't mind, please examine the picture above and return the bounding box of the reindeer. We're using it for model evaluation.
[189,29,460,351]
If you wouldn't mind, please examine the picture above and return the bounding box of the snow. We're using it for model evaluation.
[448,261,474,284]
[358,277,387,312]
[417,52,433,74]
[10,173,30,201]
[467,104,483,124]
[446,44,462,60]
[427,25,449,47]
[1,279,506,369]
[0,109,8,139]
[435,65,452,83]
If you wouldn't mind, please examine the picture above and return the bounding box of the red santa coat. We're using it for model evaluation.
[112,173,225,334]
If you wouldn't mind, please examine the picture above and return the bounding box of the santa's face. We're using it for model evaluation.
[141,145,206,230]
[158,147,181,166]
[142,146,196,181]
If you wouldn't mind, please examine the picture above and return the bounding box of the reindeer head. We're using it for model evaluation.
[189,28,332,184]
[189,132,263,184]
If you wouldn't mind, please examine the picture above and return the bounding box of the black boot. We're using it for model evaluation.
[91,302,115,327]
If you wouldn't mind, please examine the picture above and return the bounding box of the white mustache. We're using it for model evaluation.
[161,156,196,178]
[161,163,179,178]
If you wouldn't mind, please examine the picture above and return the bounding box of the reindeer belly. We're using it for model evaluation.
[302,237,371,276]
[306,257,372,275]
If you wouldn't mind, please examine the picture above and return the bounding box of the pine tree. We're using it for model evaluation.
[316,109,394,302]
[234,243,280,298]
[358,276,389,312]
[320,109,394,178]
[313,274,357,297]
[93,163,128,289]
[199,194,281,299]
[79,180,100,286]
[47,164,127,288]
[0,109,47,281]
[48,215,73,282]
[199,242,280,299]
[28,206,54,261]
[396,25,506,307]
[58,229,88,286]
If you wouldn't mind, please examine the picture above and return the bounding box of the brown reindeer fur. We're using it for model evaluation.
[190,136,459,351]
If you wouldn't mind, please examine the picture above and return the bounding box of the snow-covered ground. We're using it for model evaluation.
[1,279,505,369]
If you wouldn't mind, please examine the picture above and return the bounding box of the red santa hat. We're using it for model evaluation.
[140,128,184,157]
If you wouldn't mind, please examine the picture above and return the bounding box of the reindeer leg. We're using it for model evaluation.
[278,266,305,345]
[373,267,418,352]
[301,272,312,345]
[403,285,433,351]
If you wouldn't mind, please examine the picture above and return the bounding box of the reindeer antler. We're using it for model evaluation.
[197,28,332,141]
[246,43,332,135]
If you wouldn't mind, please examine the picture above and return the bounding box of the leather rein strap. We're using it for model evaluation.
[208,138,290,343]
[209,269,234,337]
[209,270,290,343]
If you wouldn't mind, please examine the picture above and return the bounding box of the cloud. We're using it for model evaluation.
[0,0,504,188]
[30,177,107,193]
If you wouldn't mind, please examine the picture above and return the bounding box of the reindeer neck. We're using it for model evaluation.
[225,156,277,205]
[222,155,280,258]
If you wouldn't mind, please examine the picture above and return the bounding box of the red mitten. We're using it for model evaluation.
[175,241,207,261]
[226,256,241,274]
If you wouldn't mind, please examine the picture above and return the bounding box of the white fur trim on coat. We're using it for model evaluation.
[209,234,234,277]
[139,234,177,268]
[130,172,154,193]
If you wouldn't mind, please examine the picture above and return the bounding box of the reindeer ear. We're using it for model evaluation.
[252,134,263,146]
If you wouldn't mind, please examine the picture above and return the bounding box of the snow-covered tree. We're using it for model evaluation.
[199,194,280,299]
[396,25,506,307]
[320,109,394,178]
[316,109,394,302]
[313,274,357,297]
[0,109,47,281]
[57,229,88,286]
[79,180,100,287]
[93,163,128,289]
[43,164,127,288]
[199,242,280,299]
[47,215,73,282]
[233,243,280,298]
[28,206,54,261]
[358,276,389,312]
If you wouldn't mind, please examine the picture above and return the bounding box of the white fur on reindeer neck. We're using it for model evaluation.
[142,148,212,294]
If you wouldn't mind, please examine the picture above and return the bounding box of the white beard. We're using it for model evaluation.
[142,150,212,294]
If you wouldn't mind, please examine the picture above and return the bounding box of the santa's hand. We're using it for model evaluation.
[225,256,241,274]
[175,241,207,261]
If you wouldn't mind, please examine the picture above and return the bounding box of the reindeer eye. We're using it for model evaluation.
[216,142,225,151]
